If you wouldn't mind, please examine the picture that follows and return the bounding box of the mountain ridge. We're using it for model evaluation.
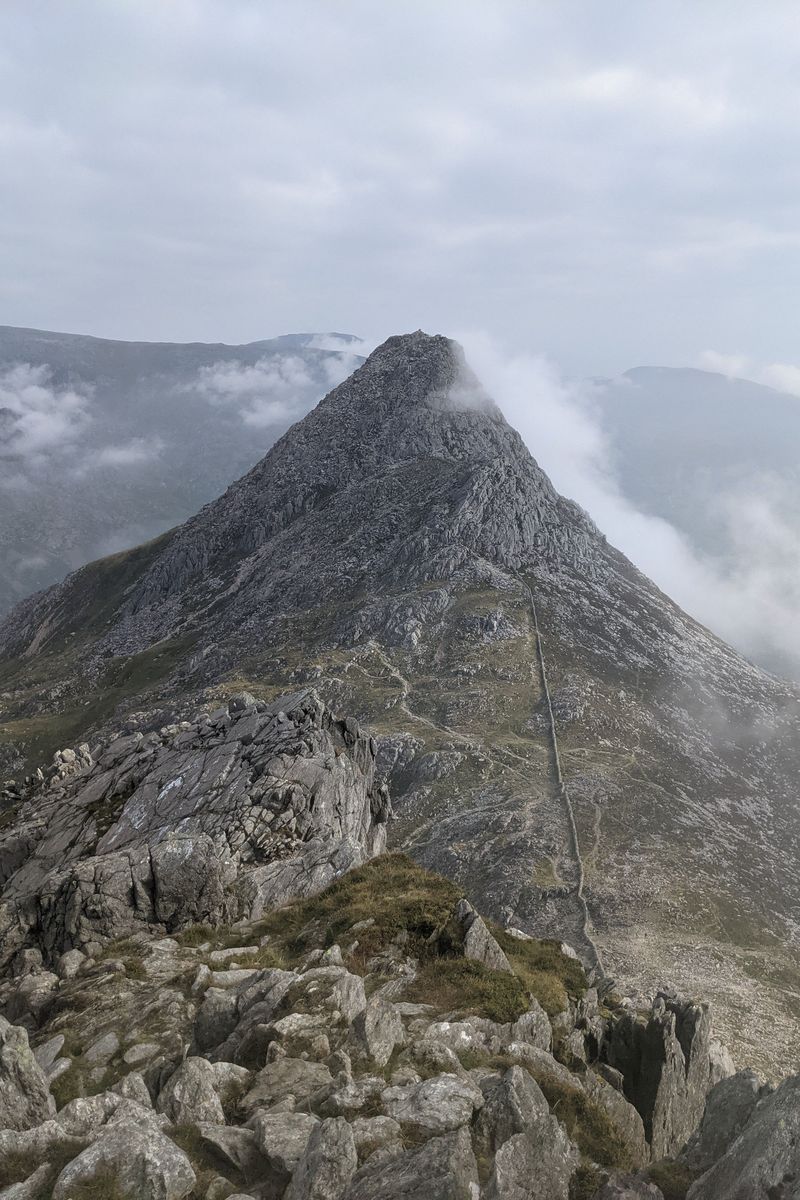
[1,332,799,1078]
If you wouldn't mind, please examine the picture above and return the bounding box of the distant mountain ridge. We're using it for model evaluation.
[2,331,799,1078]
[0,324,363,615]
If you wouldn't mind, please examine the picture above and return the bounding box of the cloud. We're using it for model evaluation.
[699,350,800,397]
[462,332,800,678]
[4,2,800,374]
[191,352,358,427]
[92,437,164,467]
[0,363,92,465]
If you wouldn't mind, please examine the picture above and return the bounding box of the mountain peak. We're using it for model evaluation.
[323,330,494,419]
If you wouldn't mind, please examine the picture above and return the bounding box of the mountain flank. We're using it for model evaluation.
[1,332,799,1081]
[0,324,362,615]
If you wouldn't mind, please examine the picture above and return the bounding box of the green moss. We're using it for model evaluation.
[492,927,587,1017]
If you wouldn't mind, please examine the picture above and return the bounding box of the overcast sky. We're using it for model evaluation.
[3,1,800,375]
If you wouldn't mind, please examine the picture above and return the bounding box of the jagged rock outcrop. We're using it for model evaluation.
[685,1074,800,1200]
[0,853,763,1200]
[0,690,389,969]
[606,993,733,1158]
[0,1015,53,1130]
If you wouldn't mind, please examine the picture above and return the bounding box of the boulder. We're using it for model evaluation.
[317,1075,386,1120]
[197,1124,269,1179]
[681,1069,765,1173]
[475,1065,549,1152]
[686,1072,800,1199]
[51,1122,195,1200]
[511,1003,552,1052]
[57,1091,122,1136]
[251,1110,319,1173]
[239,1057,333,1118]
[0,1017,53,1130]
[349,997,404,1067]
[0,1164,53,1199]
[350,1116,402,1162]
[285,1116,358,1200]
[455,899,513,973]
[156,1056,226,1124]
[344,1127,479,1200]
[483,1115,580,1199]
[382,1072,483,1135]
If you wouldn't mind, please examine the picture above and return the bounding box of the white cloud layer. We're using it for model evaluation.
[462,333,800,678]
[700,350,800,398]
[192,352,357,426]
[0,363,91,463]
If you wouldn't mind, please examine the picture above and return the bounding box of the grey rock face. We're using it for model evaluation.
[681,1069,766,1173]
[382,1071,484,1135]
[456,898,513,973]
[156,1056,228,1125]
[0,691,388,966]
[686,1073,800,1200]
[285,1116,358,1200]
[593,1178,665,1199]
[583,1071,649,1169]
[474,1065,549,1153]
[0,324,361,616]
[0,1017,52,1130]
[250,1110,319,1174]
[52,1120,196,1200]
[349,996,404,1067]
[239,1057,333,1117]
[344,1127,479,1200]
[607,995,722,1159]
[483,1115,580,1200]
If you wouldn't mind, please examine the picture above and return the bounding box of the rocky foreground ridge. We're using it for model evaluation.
[0,690,389,971]
[0,692,798,1199]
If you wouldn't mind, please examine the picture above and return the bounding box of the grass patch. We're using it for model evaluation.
[570,1163,604,1200]
[252,852,465,966]
[175,923,217,948]
[407,958,529,1023]
[647,1160,701,1200]
[62,1170,128,1200]
[96,937,149,981]
[492,927,587,1017]
[528,1071,634,1170]
[0,1140,87,1193]
[51,1060,113,1110]
[170,1123,246,1190]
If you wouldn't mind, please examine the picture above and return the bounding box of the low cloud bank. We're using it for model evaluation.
[461,332,800,680]
[192,350,360,427]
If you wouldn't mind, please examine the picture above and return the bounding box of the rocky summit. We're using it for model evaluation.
[1,330,799,1093]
